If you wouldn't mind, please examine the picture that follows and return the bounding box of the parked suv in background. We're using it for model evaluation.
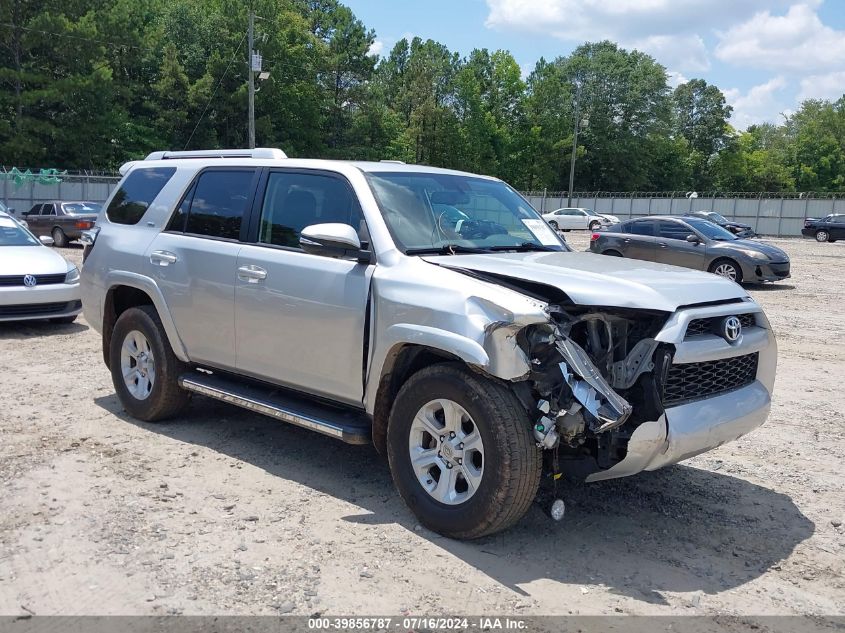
[81,149,777,538]
[802,214,845,242]
[23,200,100,247]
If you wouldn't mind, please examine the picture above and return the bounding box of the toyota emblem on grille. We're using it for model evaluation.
[721,316,742,343]
[23,274,37,287]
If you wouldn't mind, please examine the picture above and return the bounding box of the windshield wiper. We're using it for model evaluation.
[405,244,491,256]
[488,242,558,252]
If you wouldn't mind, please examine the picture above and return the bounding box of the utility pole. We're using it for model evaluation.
[248,9,255,149]
[567,80,582,208]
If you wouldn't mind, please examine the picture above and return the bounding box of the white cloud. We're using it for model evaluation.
[368,39,384,57]
[667,71,689,88]
[799,71,845,102]
[715,3,845,73]
[483,0,792,71]
[724,77,789,129]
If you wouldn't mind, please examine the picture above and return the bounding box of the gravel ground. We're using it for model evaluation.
[0,236,843,617]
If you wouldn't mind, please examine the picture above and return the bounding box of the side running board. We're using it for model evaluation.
[178,371,372,445]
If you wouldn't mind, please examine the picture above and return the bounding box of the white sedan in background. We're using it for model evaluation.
[541,207,620,231]
[0,211,81,323]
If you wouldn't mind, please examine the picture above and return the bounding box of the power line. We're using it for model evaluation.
[0,22,156,53]
[183,31,248,150]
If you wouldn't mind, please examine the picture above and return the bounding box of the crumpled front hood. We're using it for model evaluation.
[423,251,747,312]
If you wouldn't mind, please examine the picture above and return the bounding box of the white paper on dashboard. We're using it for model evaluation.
[521,219,560,246]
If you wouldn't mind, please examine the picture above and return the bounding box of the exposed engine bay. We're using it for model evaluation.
[515,305,674,477]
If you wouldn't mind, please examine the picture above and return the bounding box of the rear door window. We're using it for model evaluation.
[182,170,256,240]
[627,220,655,236]
[107,167,176,225]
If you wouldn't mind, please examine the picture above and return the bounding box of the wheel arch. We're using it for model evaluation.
[102,274,189,369]
[370,342,477,457]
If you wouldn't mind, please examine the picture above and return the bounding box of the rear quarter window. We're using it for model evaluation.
[107,167,176,225]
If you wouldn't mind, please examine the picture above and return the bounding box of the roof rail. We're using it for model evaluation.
[144,148,287,161]
[379,159,405,164]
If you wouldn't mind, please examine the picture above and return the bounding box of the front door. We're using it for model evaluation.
[235,169,373,406]
[655,220,707,270]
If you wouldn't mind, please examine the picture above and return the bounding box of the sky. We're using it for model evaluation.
[344,0,845,130]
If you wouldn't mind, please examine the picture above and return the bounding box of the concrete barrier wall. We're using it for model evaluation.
[4,175,843,238]
[525,194,845,237]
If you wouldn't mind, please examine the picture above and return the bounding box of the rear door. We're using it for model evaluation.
[234,168,373,405]
[147,167,258,371]
[621,219,657,261]
[655,219,707,270]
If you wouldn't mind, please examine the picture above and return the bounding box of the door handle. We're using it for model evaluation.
[150,250,178,266]
[623,238,632,243]
[658,242,668,248]
[237,265,267,283]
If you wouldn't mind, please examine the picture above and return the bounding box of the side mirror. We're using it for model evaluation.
[39,235,54,246]
[686,234,700,244]
[300,223,369,261]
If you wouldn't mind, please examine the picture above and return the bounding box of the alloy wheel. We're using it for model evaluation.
[120,329,156,400]
[408,399,484,505]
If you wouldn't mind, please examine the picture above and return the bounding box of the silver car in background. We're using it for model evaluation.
[0,211,81,323]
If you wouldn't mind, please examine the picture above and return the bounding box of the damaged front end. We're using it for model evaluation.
[514,305,673,478]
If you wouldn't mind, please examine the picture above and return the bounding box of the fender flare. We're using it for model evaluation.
[104,271,190,362]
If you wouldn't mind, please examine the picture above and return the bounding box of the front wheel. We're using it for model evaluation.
[548,220,558,230]
[589,221,600,231]
[109,305,190,422]
[816,230,830,242]
[387,364,541,539]
[709,258,743,284]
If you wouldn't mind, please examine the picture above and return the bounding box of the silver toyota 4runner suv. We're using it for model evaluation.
[81,148,776,539]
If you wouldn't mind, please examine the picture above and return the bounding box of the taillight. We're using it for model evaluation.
[80,227,99,263]
[590,233,600,241]
[804,219,811,227]
[75,220,93,229]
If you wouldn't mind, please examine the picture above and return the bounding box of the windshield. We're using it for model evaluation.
[687,217,737,241]
[707,212,729,223]
[366,172,567,253]
[0,216,39,246]
[62,202,101,215]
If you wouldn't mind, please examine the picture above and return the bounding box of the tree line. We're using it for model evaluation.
[2,0,844,192]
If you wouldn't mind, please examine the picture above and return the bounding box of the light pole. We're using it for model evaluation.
[248,9,255,149]
[567,80,587,208]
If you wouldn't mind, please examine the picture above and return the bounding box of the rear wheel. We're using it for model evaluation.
[52,227,68,248]
[709,258,743,284]
[387,364,541,539]
[603,250,623,257]
[109,305,190,421]
[816,230,830,242]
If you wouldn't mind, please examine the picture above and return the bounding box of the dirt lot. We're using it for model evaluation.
[1,236,843,617]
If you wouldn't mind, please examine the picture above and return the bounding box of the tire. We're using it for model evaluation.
[52,227,68,248]
[816,230,829,242]
[50,314,77,324]
[588,221,600,231]
[603,250,623,257]
[387,363,541,539]
[709,258,743,284]
[548,221,558,230]
[109,305,190,422]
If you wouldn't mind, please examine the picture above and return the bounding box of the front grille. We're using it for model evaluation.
[663,352,759,407]
[0,300,80,317]
[686,313,756,337]
[0,273,67,287]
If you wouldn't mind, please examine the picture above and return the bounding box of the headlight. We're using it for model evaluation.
[65,267,80,284]
[742,250,769,261]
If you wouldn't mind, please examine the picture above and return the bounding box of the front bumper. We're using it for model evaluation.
[0,283,82,322]
[745,260,791,283]
[586,300,776,482]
